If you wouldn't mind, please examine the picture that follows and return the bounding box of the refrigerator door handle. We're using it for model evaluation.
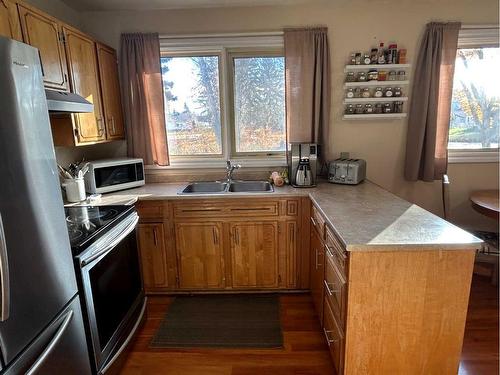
[25,310,74,375]
[0,212,10,321]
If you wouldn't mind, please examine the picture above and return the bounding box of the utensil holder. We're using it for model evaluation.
[62,178,86,202]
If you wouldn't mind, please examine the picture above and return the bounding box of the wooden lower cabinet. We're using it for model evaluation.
[175,222,225,289]
[230,222,279,288]
[138,223,169,292]
[323,297,345,375]
[310,225,325,322]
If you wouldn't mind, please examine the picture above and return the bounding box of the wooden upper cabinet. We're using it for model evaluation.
[0,0,22,41]
[138,223,169,291]
[62,26,106,144]
[96,43,125,140]
[230,222,279,288]
[175,222,224,289]
[18,5,68,90]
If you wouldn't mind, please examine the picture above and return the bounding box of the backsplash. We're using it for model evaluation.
[145,169,275,183]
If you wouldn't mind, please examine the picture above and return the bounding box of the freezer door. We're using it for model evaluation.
[3,295,91,375]
[0,37,79,364]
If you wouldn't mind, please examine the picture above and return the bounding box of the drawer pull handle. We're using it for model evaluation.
[310,217,317,227]
[325,245,334,258]
[212,227,218,245]
[153,227,158,246]
[324,279,339,296]
[323,328,338,346]
[315,248,322,268]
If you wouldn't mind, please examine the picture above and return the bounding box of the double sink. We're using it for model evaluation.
[180,180,274,194]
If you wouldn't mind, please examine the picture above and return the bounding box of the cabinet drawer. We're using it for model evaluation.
[324,252,347,328]
[311,205,325,240]
[325,226,347,277]
[136,201,165,221]
[323,297,345,375]
[174,200,279,218]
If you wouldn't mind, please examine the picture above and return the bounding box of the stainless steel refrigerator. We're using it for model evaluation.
[0,37,91,374]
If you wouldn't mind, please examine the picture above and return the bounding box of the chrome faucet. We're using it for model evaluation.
[226,160,241,184]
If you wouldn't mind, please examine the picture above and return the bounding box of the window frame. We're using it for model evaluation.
[448,26,500,164]
[226,48,286,159]
[158,34,286,168]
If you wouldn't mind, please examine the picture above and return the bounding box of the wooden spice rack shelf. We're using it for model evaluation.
[344,80,409,87]
[343,97,408,104]
[344,63,411,72]
[343,113,407,120]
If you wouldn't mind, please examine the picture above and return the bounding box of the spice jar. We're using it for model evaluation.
[394,101,404,113]
[394,87,402,97]
[397,71,406,81]
[388,71,397,81]
[384,87,393,97]
[365,104,374,114]
[345,104,355,114]
[357,72,367,82]
[374,87,384,98]
[383,103,393,113]
[362,88,371,98]
[346,88,355,98]
[378,71,387,81]
[367,70,378,81]
[349,54,356,65]
[363,54,371,65]
[355,104,364,114]
[346,72,356,82]
[374,104,383,114]
[354,88,362,98]
[355,53,362,65]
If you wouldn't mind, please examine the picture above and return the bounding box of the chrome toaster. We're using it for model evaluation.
[328,158,366,185]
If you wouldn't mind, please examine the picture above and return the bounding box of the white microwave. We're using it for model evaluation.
[84,158,145,194]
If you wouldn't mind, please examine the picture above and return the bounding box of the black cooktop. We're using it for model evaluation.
[65,205,135,252]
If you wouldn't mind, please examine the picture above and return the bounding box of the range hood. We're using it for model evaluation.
[45,90,94,113]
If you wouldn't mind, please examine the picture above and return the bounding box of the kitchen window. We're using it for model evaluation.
[159,34,286,167]
[448,27,500,163]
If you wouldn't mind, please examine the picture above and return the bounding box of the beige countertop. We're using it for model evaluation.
[73,180,482,251]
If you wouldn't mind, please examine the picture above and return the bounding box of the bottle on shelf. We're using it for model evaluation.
[377,42,386,64]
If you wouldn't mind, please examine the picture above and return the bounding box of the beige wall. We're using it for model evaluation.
[73,0,499,232]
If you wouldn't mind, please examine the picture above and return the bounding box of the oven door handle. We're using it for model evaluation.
[81,214,139,266]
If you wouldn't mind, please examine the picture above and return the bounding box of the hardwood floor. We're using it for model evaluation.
[119,275,498,375]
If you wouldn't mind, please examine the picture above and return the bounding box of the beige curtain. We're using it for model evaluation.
[284,27,331,159]
[404,22,461,181]
[120,33,169,166]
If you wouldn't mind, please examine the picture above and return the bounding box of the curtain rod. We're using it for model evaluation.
[159,31,284,39]
[461,24,499,29]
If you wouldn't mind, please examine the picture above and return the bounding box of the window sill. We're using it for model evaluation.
[448,149,499,163]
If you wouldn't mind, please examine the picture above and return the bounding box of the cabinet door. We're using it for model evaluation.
[0,0,22,41]
[63,26,106,144]
[230,222,279,288]
[310,227,325,322]
[18,5,68,90]
[138,223,169,291]
[175,222,224,289]
[96,43,125,140]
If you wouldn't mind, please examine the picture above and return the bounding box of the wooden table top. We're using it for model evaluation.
[470,190,499,220]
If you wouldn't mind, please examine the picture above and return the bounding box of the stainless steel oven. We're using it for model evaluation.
[70,207,146,374]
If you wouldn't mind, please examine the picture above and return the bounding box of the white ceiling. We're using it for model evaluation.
[61,0,322,11]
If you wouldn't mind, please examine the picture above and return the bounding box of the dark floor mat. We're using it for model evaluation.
[150,294,283,348]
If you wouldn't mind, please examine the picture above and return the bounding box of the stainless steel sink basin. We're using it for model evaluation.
[180,181,228,194]
[179,180,274,194]
[228,181,274,193]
